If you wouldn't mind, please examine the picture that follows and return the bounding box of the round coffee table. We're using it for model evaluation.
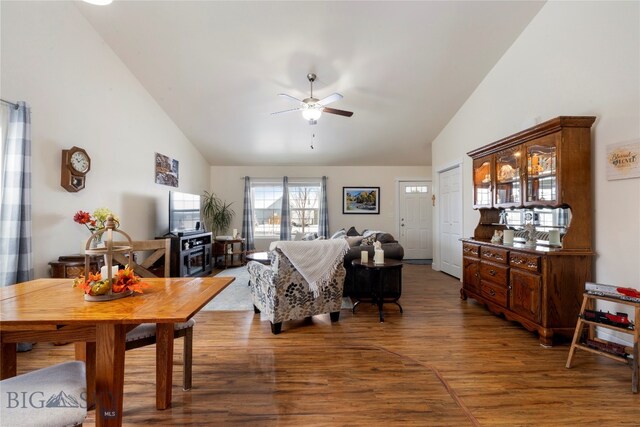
[351,259,403,322]
[246,251,270,265]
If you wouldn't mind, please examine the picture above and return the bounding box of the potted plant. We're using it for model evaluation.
[201,191,236,237]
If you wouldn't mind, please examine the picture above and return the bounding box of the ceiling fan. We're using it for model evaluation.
[271,73,354,125]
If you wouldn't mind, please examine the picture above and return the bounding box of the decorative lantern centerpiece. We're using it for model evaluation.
[75,215,144,302]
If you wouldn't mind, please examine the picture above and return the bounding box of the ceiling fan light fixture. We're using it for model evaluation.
[301,108,321,121]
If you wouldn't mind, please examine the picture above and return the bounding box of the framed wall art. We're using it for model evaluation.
[343,187,380,214]
[606,139,640,181]
[155,152,179,187]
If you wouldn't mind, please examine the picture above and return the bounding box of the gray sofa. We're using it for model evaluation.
[337,230,404,297]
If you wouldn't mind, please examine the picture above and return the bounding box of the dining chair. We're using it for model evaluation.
[0,361,87,427]
[114,239,195,391]
[113,238,171,278]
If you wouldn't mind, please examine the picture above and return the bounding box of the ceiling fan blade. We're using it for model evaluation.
[278,93,304,104]
[317,93,343,106]
[271,107,302,115]
[322,107,354,117]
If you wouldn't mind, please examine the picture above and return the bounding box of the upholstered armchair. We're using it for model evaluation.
[247,240,349,334]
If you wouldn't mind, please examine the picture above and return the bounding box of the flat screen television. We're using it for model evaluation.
[169,191,202,235]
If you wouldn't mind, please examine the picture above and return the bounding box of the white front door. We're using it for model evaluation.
[398,181,433,259]
[439,166,462,278]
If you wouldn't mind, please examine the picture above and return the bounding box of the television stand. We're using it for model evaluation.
[163,231,213,277]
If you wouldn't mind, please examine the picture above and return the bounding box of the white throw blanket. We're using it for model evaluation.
[271,239,349,297]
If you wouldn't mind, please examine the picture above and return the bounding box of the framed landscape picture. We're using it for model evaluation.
[343,187,380,214]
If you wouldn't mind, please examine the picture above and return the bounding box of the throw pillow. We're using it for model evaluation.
[346,236,364,247]
[360,235,376,246]
[362,229,381,238]
[330,229,346,239]
[302,232,318,241]
[376,233,396,244]
[346,226,360,236]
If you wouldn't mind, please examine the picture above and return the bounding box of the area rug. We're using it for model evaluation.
[203,266,354,311]
[202,266,253,311]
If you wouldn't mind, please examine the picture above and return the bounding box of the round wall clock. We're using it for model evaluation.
[61,146,91,192]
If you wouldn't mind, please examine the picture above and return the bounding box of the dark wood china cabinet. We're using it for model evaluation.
[462,116,596,346]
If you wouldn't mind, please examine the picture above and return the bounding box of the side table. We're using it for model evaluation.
[351,259,403,322]
[213,238,246,269]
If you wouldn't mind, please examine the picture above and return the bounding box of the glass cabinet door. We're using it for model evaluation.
[525,138,557,205]
[494,146,522,207]
[472,156,492,208]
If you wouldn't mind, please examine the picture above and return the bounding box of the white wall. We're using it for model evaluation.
[1,2,210,278]
[432,1,640,342]
[210,165,431,251]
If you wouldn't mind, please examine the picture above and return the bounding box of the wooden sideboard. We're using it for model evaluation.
[461,116,596,346]
[461,239,593,346]
[49,254,105,278]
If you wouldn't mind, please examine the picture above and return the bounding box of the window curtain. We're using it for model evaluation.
[0,101,33,286]
[241,177,255,251]
[318,176,329,238]
[279,176,291,240]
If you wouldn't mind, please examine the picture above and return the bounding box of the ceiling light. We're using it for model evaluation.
[82,0,113,5]
[302,108,321,121]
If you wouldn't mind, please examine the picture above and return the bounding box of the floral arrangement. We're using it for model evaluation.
[73,208,119,234]
[73,265,146,296]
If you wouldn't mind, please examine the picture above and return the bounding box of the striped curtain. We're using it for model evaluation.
[318,176,329,238]
[279,176,291,240]
[241,177,255,251]
[0,102,33,286]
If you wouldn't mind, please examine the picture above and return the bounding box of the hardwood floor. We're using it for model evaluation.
[14,264,640,425]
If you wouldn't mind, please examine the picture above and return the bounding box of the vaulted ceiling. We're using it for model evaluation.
[77,1,544,166]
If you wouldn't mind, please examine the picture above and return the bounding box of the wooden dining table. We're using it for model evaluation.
[0,276,234,427]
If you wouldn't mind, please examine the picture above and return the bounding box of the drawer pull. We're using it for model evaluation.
[527,262,537,268]
[489,269,497,276]
[489,289,496,296]
[512,258,524,265]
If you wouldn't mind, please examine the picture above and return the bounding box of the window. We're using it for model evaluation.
[252,182,283,238]
[289,183,320,235]
[404,185,428,193]
[251,179,321,238]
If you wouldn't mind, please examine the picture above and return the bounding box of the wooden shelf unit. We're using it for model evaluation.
[566,293,639,393]
[213,238,246,269]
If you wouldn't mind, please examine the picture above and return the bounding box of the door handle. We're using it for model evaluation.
[489,269,496,276]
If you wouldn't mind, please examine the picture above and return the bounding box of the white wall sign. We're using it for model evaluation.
[606,139,640,181]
